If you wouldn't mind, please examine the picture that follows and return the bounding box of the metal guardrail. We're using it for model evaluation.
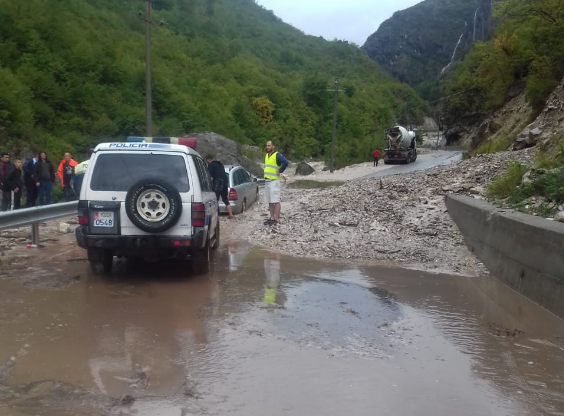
[0,202,78,245]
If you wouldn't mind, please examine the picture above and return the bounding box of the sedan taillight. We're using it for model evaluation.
[228,188,238,201]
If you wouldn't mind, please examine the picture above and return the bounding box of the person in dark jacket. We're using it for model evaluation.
[0,152,13,209]
[23,153,39,207]
[33,152,55,206]
[205,154,234,218]
[2,158,23,211]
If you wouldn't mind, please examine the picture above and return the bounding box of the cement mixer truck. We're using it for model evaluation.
[383,126,417,164]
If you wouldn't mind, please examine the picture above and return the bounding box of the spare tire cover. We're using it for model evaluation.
[125,179,183,233]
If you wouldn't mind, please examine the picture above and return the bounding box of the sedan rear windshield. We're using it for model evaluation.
[90,153,190,192]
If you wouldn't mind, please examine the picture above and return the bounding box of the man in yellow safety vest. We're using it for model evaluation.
[263,140,288,226]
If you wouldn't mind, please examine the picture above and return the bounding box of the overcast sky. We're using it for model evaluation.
[256,0,422,46]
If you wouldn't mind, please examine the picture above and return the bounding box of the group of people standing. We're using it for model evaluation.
[0,151,89,211]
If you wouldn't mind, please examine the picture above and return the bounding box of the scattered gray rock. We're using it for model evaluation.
[554,211,564,223]
[295,162,315,176]
[231,149,535,276]
[469,186,485,195]
[57,222,71,234]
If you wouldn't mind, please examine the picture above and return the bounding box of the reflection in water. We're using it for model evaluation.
[227,240,250,271]
[263,252,281,306]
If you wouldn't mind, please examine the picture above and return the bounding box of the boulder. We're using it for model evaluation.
[521,169,546,186]
[57,222,71,234]
[241,144,262,162]
[192,132,263,178]
[513,125,544,150]
[295,162,315,176]
[554,211,564,223]
[469,186,485,195]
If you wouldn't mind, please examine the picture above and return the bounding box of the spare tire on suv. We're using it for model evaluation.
[125,179,183,233]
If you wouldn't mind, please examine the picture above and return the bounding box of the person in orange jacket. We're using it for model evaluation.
[57,152,78,201]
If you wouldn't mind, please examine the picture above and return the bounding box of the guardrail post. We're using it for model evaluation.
[31,223,40,246]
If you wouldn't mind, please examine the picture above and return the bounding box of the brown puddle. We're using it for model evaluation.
[0,238,563,416]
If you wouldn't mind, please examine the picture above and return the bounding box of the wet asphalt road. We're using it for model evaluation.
[0,236,564,416]
[359,151,463,180]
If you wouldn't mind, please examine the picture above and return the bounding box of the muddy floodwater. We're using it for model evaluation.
[0,237,563,416]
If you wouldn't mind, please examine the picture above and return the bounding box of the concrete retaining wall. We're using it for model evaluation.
[446,195,564,318]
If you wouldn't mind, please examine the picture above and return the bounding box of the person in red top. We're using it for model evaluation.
[57,152,79,201]
[373,149,381,167]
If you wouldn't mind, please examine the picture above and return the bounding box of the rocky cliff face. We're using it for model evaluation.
[362,0,493,97]
[513,79,564,151]
[443,76,564,153]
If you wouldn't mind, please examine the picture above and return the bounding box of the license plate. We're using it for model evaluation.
[93,211,114,227]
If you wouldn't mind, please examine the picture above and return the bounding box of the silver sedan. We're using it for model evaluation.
[218,165,260,215]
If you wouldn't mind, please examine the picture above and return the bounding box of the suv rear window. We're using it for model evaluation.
[90,153,190,192]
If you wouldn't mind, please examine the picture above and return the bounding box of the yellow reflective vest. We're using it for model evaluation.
[264,152,280,180]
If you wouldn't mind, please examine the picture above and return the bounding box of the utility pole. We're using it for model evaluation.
[436,106,441,147]
[327,78,346,173]
[144,0,153,137]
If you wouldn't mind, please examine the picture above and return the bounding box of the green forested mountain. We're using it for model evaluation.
[0,0,428,167]
[442,0,564,126]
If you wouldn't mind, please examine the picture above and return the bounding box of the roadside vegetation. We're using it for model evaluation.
[0,0,428,168]
[487,162,527,199]
[473,134,513,155]
[487,134,564,216]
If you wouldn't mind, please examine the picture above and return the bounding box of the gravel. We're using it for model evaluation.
[223,149,536,276]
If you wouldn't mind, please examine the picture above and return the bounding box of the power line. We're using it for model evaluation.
[404,86,481,112]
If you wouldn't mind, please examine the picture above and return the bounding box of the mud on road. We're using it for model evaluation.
[0,233,564,416]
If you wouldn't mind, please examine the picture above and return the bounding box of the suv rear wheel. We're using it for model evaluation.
[88,248,113,275]
[211,220,220,250]
[192,237,211,274]
[125,179,183,233]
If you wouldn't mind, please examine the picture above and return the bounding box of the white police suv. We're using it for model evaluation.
[75,142,219,274]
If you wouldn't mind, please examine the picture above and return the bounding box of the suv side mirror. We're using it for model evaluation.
[252,177,258,182]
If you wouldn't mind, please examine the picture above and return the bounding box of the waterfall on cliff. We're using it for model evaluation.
[441,33,464,75]
[473,7,480,42]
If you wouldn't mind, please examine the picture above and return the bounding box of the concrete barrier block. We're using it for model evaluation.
[446,195,564,318]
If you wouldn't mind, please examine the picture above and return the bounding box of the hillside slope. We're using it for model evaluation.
[441,0,564,153]
[0,0,428,167]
